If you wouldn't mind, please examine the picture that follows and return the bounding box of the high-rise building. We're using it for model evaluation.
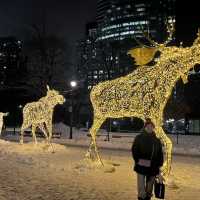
[76,22,99,89]
[86,21,98,39]
[0,37,23,86]
[0,37,30,120]
[77,22,135,90]
[98,0,176,42]
[77,0,176,90]
[96,0,111,24]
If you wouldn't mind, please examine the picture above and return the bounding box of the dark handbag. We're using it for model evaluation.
[154,181,165,199]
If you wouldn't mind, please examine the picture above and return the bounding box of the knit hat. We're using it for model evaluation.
[144,118,155,128]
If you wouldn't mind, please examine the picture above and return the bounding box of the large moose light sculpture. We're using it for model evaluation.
[20,86,65,144]
[86,27,200,179]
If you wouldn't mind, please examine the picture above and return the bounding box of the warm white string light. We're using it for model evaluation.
[20,86,65,144]
[86,29,200,179]
[0,112,9,135]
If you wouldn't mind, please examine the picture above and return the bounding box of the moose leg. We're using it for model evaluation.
[20,123,29,144]
[159,127,172,178]
[155,125,172,179]
[0,119,3,135]
[32,124,38,144]
[46,120,52,143]
[45,121,55,153]
[20,128,24,144]
[38,123,48,143]
[86,117,105,165]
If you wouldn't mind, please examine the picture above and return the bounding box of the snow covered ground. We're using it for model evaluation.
[0,137,199,200]
[3,122,200,157]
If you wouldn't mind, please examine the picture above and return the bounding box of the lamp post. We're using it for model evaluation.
[69,81,77,139]
[14,105,23,135]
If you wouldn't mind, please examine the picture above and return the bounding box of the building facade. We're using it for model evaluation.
[0,37,29,113]
[77,0,176,89]
[0,37,23,86]
[98,0,175,41]
[96,0,111,24]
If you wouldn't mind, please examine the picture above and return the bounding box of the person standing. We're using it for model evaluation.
[132,118,164,200]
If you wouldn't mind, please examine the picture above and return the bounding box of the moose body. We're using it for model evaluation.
[20,87,65,144]
[87,31,200,179]
[92,47,191,119]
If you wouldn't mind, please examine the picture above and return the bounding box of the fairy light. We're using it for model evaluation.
[86,29,200,179]
[20,86,65,144]
[0,112,9,135]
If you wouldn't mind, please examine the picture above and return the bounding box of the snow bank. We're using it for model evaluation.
[2,124,200,156]
[0,139,67,155]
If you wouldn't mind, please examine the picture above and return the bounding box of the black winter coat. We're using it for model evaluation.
[131,131,164,176]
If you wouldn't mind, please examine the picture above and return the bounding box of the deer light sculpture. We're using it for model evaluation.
[86,28,200,179]
[0,112,9,135]
[20,86,65,144]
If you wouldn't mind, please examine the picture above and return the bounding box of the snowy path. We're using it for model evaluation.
[0,140,199,200]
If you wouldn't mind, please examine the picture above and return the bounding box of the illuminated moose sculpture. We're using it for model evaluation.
[86,27,200,178]
[20,86,65,144]
[0,112,9,135]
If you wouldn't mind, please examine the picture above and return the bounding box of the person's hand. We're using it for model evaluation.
[156,174,165,183]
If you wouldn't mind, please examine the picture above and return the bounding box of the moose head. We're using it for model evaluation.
[127,23,200,85]
[46,85,65,106]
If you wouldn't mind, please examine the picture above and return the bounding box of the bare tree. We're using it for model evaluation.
[164,80,191,120]
[24,23,71,97]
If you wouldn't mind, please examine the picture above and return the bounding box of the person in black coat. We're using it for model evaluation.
[132,118,164,200]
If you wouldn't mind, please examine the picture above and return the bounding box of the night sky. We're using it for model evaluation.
[176,0,200,45]
[1,0,200,57]
[0,0,97,38]
[0,0,97,59]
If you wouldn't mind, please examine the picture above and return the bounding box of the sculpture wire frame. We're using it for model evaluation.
[86,30,200,179]
[20,86,65,145]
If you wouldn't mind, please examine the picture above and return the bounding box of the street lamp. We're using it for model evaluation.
[69,81,77,139]
[70,81,77,88]
[19,105,23,109]
[13,105,23,135]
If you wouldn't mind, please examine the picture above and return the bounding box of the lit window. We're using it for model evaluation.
[137,8,145,11]
[120,30,135,36]
[150,16,156,20]
[135,3,145,8]
[11,54,17,58]
[122,23,130,27]
[139,12,145,16]
[102,24,120,31]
